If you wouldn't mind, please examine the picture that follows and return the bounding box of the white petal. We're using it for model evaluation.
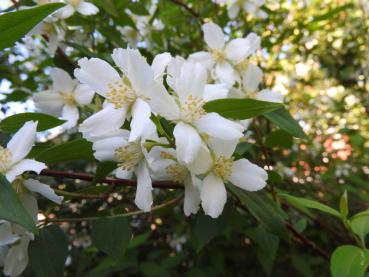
[23,179,63,204]
[32,90,64,116]
[93,132,129,161]
[203,83,229,101]
[79,104,126,141]
[135,161,153,212]
[51,67,75,93]
[187,143,212,175]
[200,173,227,218]
[6,159,46,183]
[115,168,134,179]
[207,137,239,157]
[201,22,225,50]
[58,5,75,19]
[228,159,268,191]
[188,51,214,70]
[148,82,180,121]
[111,48,154,97]
[129,99,152,142]
[195,113,243,140]
[242,64,263,92]
[61,105,79,129]
[256,89,284,103]
[167,56,186,89]
[215,62,236,86]
[173,122,202,165]
[76,2,99,15]
[152,52,172,79]
[176,61,207,101]
[74,57,120,97]
[256,9,268,19]
[7,121,37,165]
[183,175,201,216]
[48,34,59,56]
[74,84,94,105]
[0,222,19,246]
[244,32,261,57]
[3,235,31,277]
[225,38,252,62]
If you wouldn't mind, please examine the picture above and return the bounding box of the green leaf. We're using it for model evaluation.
[128,232,151,249]
[264,108,308,139]
[203,98,283,120]
[330,245,369,277]
[194,200,233,252]
[351,215,369,244]
[33,139,94,164]
[265,130,293,149]
[229,185,289,240]
[91,217,131,260]
[128,2,150,15]
[0,3,65,50]
[101,0,119,17]
[246,225,279,276]
[92,161,117,184]
[29,225,69,277]
[279,193,341,218]
[0,174,37,233]
[0,112,66,133]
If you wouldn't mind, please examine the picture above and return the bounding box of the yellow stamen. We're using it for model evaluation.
[115,142,143,171]
[213,155,233,180]
[181,95,206,123]
[0,146,12,173]
[106,80,136,109]
[166,163,187,183]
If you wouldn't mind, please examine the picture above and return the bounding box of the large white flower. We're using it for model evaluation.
[58,0,99,19]
[156,60,244,165]
[92,126,157,212]
[189,22,260,86]
[33,68,95,129]
[199,139,268,218]
[75,48,171,142]
[0,121,46,183]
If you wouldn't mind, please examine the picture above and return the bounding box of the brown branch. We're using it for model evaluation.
[287,223,330,261]
[38,169,184,189]
[170,0,201,20]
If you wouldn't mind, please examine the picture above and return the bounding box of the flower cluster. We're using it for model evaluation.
[0,122,63,276]
[34,22,282,218]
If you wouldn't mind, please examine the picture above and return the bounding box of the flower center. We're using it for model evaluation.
[213,155,233,180]
[114,142,143,171]
[181,95,206,123]
[42,23,55,36]
[166,163,187,183]
[60,92,76,106]
[68,0,82,7]
[212,49,226,63]
[0,146,12,173]
[106,80,136,109]
[235,59,249,72]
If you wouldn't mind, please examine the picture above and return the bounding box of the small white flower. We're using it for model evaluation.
[216,0,268,19]
[0,121,46,183]
[199,139,267,218]
[58,0,99,19]
[92,126,157,212]
[75,48,170,142]
[154,60,243,165]
[33,68,95,129]
[190,22,260,86]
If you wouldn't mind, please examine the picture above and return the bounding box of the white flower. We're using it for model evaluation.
[0,121,46,183]
[92,126,157,212]
[58,0,99,19]
[33,68,95,129]
[75,48,170,142]
[231,63,284,103]
[199,139,268,218]
[3,234,32,277]
[148,146,202,216]
[189,22,260,86]
[155,60,244,165]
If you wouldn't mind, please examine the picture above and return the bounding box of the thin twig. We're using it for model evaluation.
[40,193,184,223]
[38,169,184,189]
[170,0,201,20]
